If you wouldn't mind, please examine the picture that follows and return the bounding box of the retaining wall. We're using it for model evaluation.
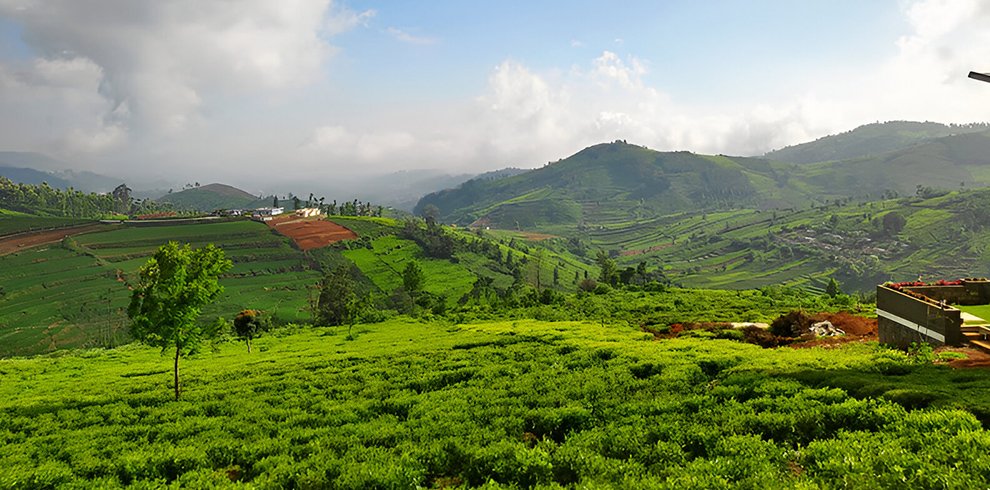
[876,285,963,348]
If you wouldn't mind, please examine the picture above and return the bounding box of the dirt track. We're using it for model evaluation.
[266,216,357,251]
[0,224,108,256]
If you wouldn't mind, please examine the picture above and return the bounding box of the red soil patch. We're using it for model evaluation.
[620,243,673,256]
[0,224,107,256]
[945,348,990,368]
[266,216,357,251]
[788,312,878,348]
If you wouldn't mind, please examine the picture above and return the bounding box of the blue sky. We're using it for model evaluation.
[0,0,987,188]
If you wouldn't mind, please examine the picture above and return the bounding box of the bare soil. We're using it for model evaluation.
[266,216,357,251]
[0,224,107,256]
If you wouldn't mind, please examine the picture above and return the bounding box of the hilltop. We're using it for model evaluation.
[416,141,802,229]
[157,183,264,211]
[418,125,990,233]
[765,120,990,164]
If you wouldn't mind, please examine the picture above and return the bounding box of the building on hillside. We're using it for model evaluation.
[253,207,284,217]
[876,278,990,349]
[294,207,321,217]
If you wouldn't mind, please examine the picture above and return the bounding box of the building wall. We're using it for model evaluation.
[903,280,990,305]
[876,285,963,348]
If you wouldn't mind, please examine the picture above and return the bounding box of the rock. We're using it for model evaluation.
[810,320,845,337]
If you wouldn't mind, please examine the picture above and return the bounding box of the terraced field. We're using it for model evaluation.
[0,220,320,356]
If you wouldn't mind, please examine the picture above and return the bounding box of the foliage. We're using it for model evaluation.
[401,261,425,293]
[2,320,990,487]
[127,241,232,400]
[0,176,169,218]
[316,266,360,327]
[233,310,269,353]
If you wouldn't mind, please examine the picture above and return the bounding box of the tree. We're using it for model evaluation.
[825,278,841,298]
[402,261,425,294]
[127,242,232,400]
[233,309,268,353]
[882,211,906,235]
[317,266,359,327]
[596,250,618,286]
[273,196,280,208]
[421,204,440,224]
[112,183,132,214]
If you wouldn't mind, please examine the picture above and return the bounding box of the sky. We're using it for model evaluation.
[0,0,989,191]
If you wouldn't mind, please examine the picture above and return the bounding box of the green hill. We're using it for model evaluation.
[787,130,990,200]
[157,183,262,211]
[765,120,990,164]
[417,141,803,229]
[0,216,595,357]
[418,123,990,233]
[584,187,990,293]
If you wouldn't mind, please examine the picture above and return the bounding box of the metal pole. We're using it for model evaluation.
[969,71,990,84]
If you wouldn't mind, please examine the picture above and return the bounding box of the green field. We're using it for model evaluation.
[2,318,990,488]
[0,220,319,357]
[0,212,95,236]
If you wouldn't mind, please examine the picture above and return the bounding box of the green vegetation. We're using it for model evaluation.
[0,220,319,357]
[128,242,232,400]
[0,211,95,236]
[764,120,990,164]
[0,177,167,218]
[956,304,990,322]
[156,183,263,212]
[3,318,990,488]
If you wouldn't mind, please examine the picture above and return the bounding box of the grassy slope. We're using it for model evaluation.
[764,120,989,164]
[0,220,319,357]
[156,183,260,212]
[0,209,95,236]
[0,215,599,356]
[2,319,990,487]
[417,142,794,227]
[578,188,990,292]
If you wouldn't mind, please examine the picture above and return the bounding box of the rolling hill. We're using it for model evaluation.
[416,141,804,230]
[157,183,264,211]
[0,214,595,357]
[764,120,990,164]
[0,166,72,188]
[420,122,990,232]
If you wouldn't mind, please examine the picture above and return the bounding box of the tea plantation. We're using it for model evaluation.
[2,318,990,488]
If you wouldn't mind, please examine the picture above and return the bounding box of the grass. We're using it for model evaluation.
[0,215,95,236]
[2,318,990,487]
[957,304,990,322]
[343,236,475,305]
[0,220,319,356]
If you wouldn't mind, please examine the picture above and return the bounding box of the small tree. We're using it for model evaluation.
[825,277,841,298]
[596,250,618,286]
[128,242,232,400]
[317,266,359,327]
[882,212,906,236]
[233,309,268,353]
[402,261,425,294]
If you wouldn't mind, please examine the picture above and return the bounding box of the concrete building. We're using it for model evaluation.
[877,279,990,349]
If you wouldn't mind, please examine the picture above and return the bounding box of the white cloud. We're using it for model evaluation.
[2,0,990,188]
[0,0,357,155]
[325,4,376,35]
[386,27,437,45]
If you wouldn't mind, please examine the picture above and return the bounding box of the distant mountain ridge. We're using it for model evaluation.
[764,120,990,163]
[416,141,803,228]
[0,166,72,189]
[416,123,990,230]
